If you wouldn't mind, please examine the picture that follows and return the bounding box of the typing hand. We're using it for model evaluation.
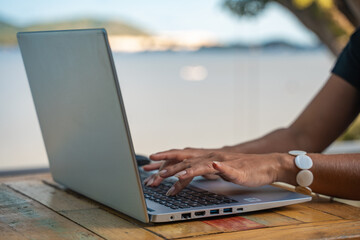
[155,152,287,196]
[142,148,220,187]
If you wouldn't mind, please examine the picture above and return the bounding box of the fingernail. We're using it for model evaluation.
[166,186,175,196]
[143,176,151,184]
[146,177,154,186]
[158,169,167,176]
[213,161,221,167]
[175,170,187,178]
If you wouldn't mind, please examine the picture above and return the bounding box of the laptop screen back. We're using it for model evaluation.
[17,29,148,222]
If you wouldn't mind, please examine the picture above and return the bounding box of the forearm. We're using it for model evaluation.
[221,128,303,154]
[278,153,360,200]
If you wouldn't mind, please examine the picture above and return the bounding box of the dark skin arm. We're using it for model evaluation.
[144,74,360,200]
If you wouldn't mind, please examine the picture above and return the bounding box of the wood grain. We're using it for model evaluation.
[185,220,360,240]
[7,180,97,211]
[273,204,341,222]
[0,185,102,240]
[303,201,360,220]
[7,180,162,240]
[242,210,301,227]
[62,208,162,240]
[202,216,264,232]
[0,222,28,240]
[145,220,221,239]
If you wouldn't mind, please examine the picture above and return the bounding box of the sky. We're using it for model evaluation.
[0,0,319,46]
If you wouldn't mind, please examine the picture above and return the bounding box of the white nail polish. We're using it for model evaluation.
[158,169,167,176]
[146,178,154,186]
[166,186,175,196]
[143,176,151,184]
[175,170,187,178]
[213,161,221,166]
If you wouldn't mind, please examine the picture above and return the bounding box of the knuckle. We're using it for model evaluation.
[185,168,194,176]
[205,162,214,170]
[182,159,192,167]
[207,152,224,160]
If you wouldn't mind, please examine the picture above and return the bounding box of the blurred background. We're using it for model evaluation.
[1,0,360,173]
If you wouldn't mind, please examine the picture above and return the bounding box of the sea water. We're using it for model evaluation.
[0,48,334,171]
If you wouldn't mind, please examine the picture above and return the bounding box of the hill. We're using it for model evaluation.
[0,18,148,46]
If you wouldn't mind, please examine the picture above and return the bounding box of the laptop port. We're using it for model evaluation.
[210,209,219,215]
[223,208,232,213]
[195,211,205,216]
[181,213,191,219]
[237,208,243,212]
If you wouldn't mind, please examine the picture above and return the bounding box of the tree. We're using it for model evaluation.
[223,0,360,56]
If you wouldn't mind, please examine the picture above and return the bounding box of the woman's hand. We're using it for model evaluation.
[142,148,221,186]
[155,152,294,196]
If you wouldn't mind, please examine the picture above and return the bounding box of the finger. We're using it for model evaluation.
[175,161,218,180]
[143,173,157,186]
[150,150,193,161]
[166,177,193,196]
[212,161,243,185]
[158,159,193,178]
[150,174,164,187]
[202,174,220,180]
[143,175,152,185]
[147,160,173,186]
[142,162,162,171]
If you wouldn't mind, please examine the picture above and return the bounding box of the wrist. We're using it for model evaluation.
[220,145,237,153]
[275,153,298,185]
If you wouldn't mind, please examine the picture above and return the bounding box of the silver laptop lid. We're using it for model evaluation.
[17,29,149,222]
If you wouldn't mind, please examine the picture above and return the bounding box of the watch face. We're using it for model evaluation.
[296,170,313,187]
[288,150,307,156]
[295,155,313,170]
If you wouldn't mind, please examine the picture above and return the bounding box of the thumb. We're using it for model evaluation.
[212,161,243,185]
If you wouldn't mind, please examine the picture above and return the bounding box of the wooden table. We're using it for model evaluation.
[1,173,360,240]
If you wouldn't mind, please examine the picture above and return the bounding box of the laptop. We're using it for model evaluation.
[17,29,311,223]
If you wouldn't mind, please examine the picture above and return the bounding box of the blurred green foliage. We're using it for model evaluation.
[338,117,360,141]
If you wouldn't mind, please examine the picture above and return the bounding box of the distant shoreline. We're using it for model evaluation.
[0,44,328,54]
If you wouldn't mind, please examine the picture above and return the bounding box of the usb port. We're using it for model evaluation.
[195,211,205,216]
[237,208,243,212]
[223,208,232,213]
[181,213,191,219]
[210,209,219,215]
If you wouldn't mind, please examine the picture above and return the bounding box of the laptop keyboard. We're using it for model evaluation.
[141,174,238,210]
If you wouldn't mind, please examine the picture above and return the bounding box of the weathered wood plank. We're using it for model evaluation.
[303,201,360,220]
[0,173,51,184]
[7,180,162,239]
[0,185,102,240]
[185,220,360,240]
[62,208,163,240]
[43,179,150,227]
[145,220,221,239]
[7,180,97,211]
[242,210,301,227]
[273,204,341,222]
[0,221,28,240]
[202,216,264,232]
